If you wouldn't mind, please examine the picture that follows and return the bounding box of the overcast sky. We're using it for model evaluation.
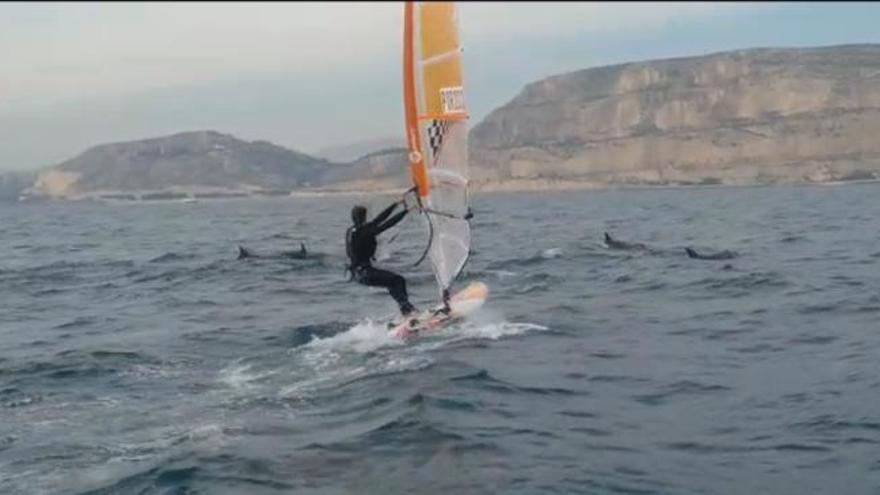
[2,2,880,171]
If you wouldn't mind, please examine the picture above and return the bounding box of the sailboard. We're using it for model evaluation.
[389,1,488,338]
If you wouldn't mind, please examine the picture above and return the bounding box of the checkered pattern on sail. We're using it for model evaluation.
[427,119,449,163]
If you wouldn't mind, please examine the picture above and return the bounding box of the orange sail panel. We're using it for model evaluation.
[402,1,471,293]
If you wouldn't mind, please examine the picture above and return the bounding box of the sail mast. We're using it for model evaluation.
[403,1,429,198]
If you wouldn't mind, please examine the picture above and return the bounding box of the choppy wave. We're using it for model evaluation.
[3,187,880,494]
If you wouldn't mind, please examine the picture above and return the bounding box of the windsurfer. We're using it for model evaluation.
[345,199,417,317]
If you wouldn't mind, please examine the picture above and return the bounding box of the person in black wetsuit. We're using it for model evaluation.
[346,199,417,317]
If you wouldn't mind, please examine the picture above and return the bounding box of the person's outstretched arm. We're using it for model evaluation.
[376,208,408,234]
[369,201,399,228]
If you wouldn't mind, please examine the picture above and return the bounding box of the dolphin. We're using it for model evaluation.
[237,242,310,260]
[237,245,252,260]
[282,242,308,259]
[685,247,737,260]
[603,232,648,251]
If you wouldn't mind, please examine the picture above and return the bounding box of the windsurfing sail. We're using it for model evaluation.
[403,1,471,298]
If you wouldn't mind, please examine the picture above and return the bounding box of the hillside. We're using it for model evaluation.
[19,44,880,201]
[314,137,405,163]
[24,131,331,200]
[312,148,410,192]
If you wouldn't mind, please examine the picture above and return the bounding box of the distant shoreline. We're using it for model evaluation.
[16,177,880,204]
[299,177,880,196]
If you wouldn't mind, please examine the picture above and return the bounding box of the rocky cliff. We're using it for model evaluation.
[470,44,880,187]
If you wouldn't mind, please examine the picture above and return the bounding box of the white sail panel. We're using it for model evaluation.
[424,119,469,290]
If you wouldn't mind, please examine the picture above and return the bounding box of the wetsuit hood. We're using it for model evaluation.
[351,205,367,226]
